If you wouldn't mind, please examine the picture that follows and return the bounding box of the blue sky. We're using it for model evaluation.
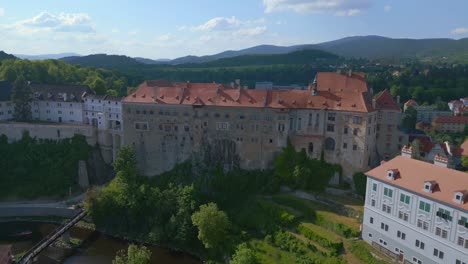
[1,0,468,59]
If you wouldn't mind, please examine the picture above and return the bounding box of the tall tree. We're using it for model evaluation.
[12,75,32,122]
[113,244,151,264]
[191,202,230,250]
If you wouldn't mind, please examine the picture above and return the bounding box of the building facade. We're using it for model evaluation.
[0,81,14,121]
[363,153,468,264]
[122,72,379,178]
[432,116,468,133]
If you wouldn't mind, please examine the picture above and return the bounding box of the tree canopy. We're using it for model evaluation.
[113,244,151,264]
[191,202,230,250]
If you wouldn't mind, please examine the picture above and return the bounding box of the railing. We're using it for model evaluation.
[371,241,399,261]
[18,210,87,264]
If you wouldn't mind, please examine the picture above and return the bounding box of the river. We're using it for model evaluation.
[0,222,201,264]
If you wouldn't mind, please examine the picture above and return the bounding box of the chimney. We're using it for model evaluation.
[243,85,248,89]
[63,93,67,102]
[370,87,374,96]
[372,99,377,109]
[230,82,234,89]
[348,69,352,77]
[235,79,240,86]
[434,154,449,168]
[401,145,413,158]
[311,77,317,96]
[396,95,401,104]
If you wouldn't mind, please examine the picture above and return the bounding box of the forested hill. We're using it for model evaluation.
[315,36,468,62]
[61,54,144,71]
[0,51,16,61]
[181,49,339,68]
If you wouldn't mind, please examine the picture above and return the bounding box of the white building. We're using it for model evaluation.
[363,151,468,264]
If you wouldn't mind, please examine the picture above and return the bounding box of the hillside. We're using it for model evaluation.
[0,51,16,61]
[15,52,80,60]
[182,49,339,68]
[61,54,146,70]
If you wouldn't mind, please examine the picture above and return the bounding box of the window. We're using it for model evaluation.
[397,231,406,240]
[353,128,359,136]
[419,201,431,212]
[353,144,357,151]
[400,194,411,204]
[308,113,312,126]
[380,223,389,231]
[344,127,348,134]
[459,217,468,228]
[328,113,336,121]
[384,187,393,198]
[370,217,374,224]
[415,239,425,249]
[308,143,314,154]
[327,124,335,132]
[433,248,444,259]
[324,137,335,151]
[398,211,409,221]
[435,227,448,239]
[371,199,376,207]
[382,204,391,214]
[456,260,467,264]
[297,118,302,130]
[436,208,452,221]
[417,219,429,230]
[352,116,362,124]
[456,236,467,248]
[412,257,422,264]
[343,143,347,149]
[372,183,377,191]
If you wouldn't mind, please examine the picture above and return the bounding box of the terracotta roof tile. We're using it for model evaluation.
[123,72,373,112]
[432,115,468,124]
[460,139,468,157]
[366,155,468,211]
[404,99,418,106]
[375,89,400,111]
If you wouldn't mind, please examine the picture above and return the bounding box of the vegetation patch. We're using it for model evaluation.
[297,223,343,256]
[348,240,389,264]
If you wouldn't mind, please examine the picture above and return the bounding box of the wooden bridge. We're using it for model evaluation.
[17,210,87,264]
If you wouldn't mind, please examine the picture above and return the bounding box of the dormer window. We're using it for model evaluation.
[423,181,437,193]
[454,191,467,204]
[387,169,399,180]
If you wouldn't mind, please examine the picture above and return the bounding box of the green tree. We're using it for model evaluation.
[230,243,258,264]
[91,78,107,95]
[402,106,417,130]
[113,244,151,264]
[191,202,230,249]
[353,172,367,197]
[462,156,468,169]
[113,146,137,176]
[12,75,32,121]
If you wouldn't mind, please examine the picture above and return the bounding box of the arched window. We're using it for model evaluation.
[308,142,314,153]
[325,137,335,151]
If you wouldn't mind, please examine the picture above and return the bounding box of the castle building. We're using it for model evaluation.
[122,72,380,178]
[363,151,468,264]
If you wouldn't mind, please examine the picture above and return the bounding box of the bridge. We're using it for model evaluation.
[17,210,87,264]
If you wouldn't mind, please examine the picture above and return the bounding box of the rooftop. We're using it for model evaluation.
[404,99,418,106]
[374,89,400,111]
[31,83,94,102]
[366,155,468,211]
[432,115,468,124]
[123,72,374,113]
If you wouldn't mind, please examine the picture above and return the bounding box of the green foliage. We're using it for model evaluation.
[191,203,230,250]
[230,243,259,264]
[348,241,389,264]
[353,172,367,197]
[296,223,343,255]
[0,59,131,95]
[402,106,417,130]
[462,156,468,169]
[0,134,90,199]
[113,146,137,176]
[112,244,151,264]
[12,75,32,121]
[274,139,340,191]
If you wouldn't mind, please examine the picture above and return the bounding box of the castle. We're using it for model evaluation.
[0,72,403,180]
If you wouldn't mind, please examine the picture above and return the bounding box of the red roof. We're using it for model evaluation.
[375,89,400,111]
[123,72,374,113]
[404,99,418,106]
[409,135,434,153]
[432,115,468,124]
[366,155,468,211]
[460,139,468,157]
[449,100,463,105]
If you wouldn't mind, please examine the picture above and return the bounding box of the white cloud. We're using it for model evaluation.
[111,28,120,33]
[192,16,241,31]
[384,5,392,12]
[233,26,267,37]
[451,27,468,35]
[128,29,139,36]
[157,34,171,41]
[19,12,94,32]
[0,8,5,17]
[263,0,371,16]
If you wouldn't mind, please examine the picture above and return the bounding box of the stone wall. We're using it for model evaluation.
[0,122,96,145]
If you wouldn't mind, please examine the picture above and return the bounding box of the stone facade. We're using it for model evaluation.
[122,72,379,179]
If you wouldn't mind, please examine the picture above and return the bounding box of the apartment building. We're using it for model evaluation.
[363,150,468,264]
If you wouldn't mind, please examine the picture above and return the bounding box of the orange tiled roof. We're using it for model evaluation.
[432,115,468,124]
[404,99,418,106]
[375,89,400,111]
[461,139,468,157]
[449,100,463,104]
[366,155,468,211]
[123,72,374,113]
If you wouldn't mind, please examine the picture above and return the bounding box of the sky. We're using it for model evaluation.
[1,0,468,59]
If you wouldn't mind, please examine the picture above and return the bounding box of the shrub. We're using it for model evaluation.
[297,223,343,255]
[353,172,367,197]
[349,241,388,264]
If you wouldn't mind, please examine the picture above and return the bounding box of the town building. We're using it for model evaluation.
[403,99,418,112]
[432,116,468,134]
[413,105,452,123]
[374,89,407,161]
[407,135,462,168]
[363,151,468,264]
[122,72,379,179]
[254,81,307,90]
[0,81,14,121]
